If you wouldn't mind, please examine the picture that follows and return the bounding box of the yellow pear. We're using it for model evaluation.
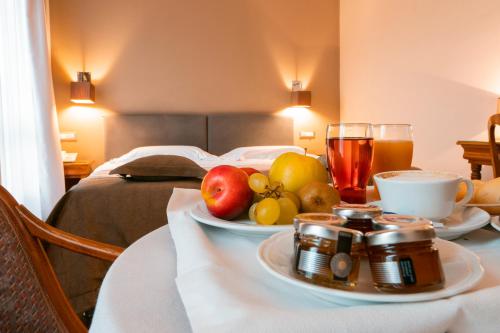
[269,152,328,193]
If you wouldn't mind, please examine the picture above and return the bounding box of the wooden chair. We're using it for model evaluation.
[488,114,500,177]
[0,186,123,332]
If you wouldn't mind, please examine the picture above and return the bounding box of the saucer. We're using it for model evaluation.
[466,202,500,215]
[370,201,490,240]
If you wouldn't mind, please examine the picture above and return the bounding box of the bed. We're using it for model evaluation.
[47,113,295,314]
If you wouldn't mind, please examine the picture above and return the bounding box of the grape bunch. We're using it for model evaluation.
[247,173,300,225]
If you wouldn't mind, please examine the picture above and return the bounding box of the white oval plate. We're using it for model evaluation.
[189,201,293,237]
[370,201,490,240]
[257,231,484,304]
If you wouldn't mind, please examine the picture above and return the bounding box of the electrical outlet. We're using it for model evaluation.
[299,131,315,139]
[60,132,77,142]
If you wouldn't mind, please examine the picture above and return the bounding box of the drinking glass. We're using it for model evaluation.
[372,124,414,176]
[326,123,374,203]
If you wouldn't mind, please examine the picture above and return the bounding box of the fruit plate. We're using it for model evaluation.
[370,201,491,240]
[257,231,484,305]
[465,203,500,215]
[189,201,293,237]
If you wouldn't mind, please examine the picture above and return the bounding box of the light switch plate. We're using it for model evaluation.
[60,131,77,141]
[299,131,315,139]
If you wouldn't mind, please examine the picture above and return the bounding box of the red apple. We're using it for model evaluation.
[201,165,253,220]
[240,167,260,176]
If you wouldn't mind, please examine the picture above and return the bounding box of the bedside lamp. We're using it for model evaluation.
[71,72,95,104]
[290,80,311,108]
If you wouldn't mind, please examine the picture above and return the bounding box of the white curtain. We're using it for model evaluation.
[0,0,64,219]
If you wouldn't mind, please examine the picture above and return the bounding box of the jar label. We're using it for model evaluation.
[371,258,417,285]
[399,258,416,285]
[297,249,331,277]
[371,261,402,284]
[333,231,353,281]
[330,253,352,279]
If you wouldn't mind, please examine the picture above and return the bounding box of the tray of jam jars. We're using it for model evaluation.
[257,212,484,304]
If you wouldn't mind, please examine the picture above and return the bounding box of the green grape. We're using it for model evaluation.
[255,198,280,225]
[276,197,298,225]
[248,202,258,221]
[280,191,301,210]
[248,173,270,194]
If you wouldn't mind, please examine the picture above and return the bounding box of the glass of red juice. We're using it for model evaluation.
[326,123,374,203]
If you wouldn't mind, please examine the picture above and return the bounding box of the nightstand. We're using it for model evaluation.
[63,161,93,191]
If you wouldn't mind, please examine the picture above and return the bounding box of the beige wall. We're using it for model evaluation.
[50,0,340,166]
[340,0,500,178]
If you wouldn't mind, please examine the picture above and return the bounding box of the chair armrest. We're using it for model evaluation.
[16,205,123,262]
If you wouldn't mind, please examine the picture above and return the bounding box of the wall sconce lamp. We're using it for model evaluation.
[70,72,95,104]
[290,80,311,108]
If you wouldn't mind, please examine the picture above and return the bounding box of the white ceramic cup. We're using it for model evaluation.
[374,170,474,220]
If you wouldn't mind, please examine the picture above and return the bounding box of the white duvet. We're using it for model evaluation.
[90,145,316,178]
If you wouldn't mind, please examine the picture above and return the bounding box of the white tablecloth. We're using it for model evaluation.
[91,190,500,333]
[90,225,191,332]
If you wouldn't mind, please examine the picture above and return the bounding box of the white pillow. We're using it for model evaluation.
[116,146,219,164]
[220,146,305,161]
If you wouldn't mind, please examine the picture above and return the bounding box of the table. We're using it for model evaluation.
[63,160,93,191]
[90,224,500,333]
[89,226,191,332]
[456,141,497,179]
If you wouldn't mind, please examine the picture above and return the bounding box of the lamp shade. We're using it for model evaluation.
[70,72,95,104]
[291,90,311,108]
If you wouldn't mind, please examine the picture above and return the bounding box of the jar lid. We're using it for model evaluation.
[372,214,432,231]
[298,223,364,243]
[293,213,347,230]
[365,225,436,246]
[332,203,383,219]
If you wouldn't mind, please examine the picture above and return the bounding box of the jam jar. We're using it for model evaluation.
[372,214,432,231]
[332,204,382,233]
[295,223,364,289]
[293,213,347,257]
[365,225,445,293]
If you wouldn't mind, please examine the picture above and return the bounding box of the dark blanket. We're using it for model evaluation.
[46,176,201,314]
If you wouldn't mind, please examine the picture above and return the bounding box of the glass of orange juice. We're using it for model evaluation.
[372,124,414,176]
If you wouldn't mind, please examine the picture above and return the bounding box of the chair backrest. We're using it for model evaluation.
[0,186,85,332]
[488,114,500,178]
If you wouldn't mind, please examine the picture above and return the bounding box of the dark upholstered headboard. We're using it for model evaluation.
[104,114,208,159]
[207,114,294,156]
[104,113,293,160]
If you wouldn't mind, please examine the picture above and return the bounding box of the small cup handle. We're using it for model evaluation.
[455,179,474,208]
